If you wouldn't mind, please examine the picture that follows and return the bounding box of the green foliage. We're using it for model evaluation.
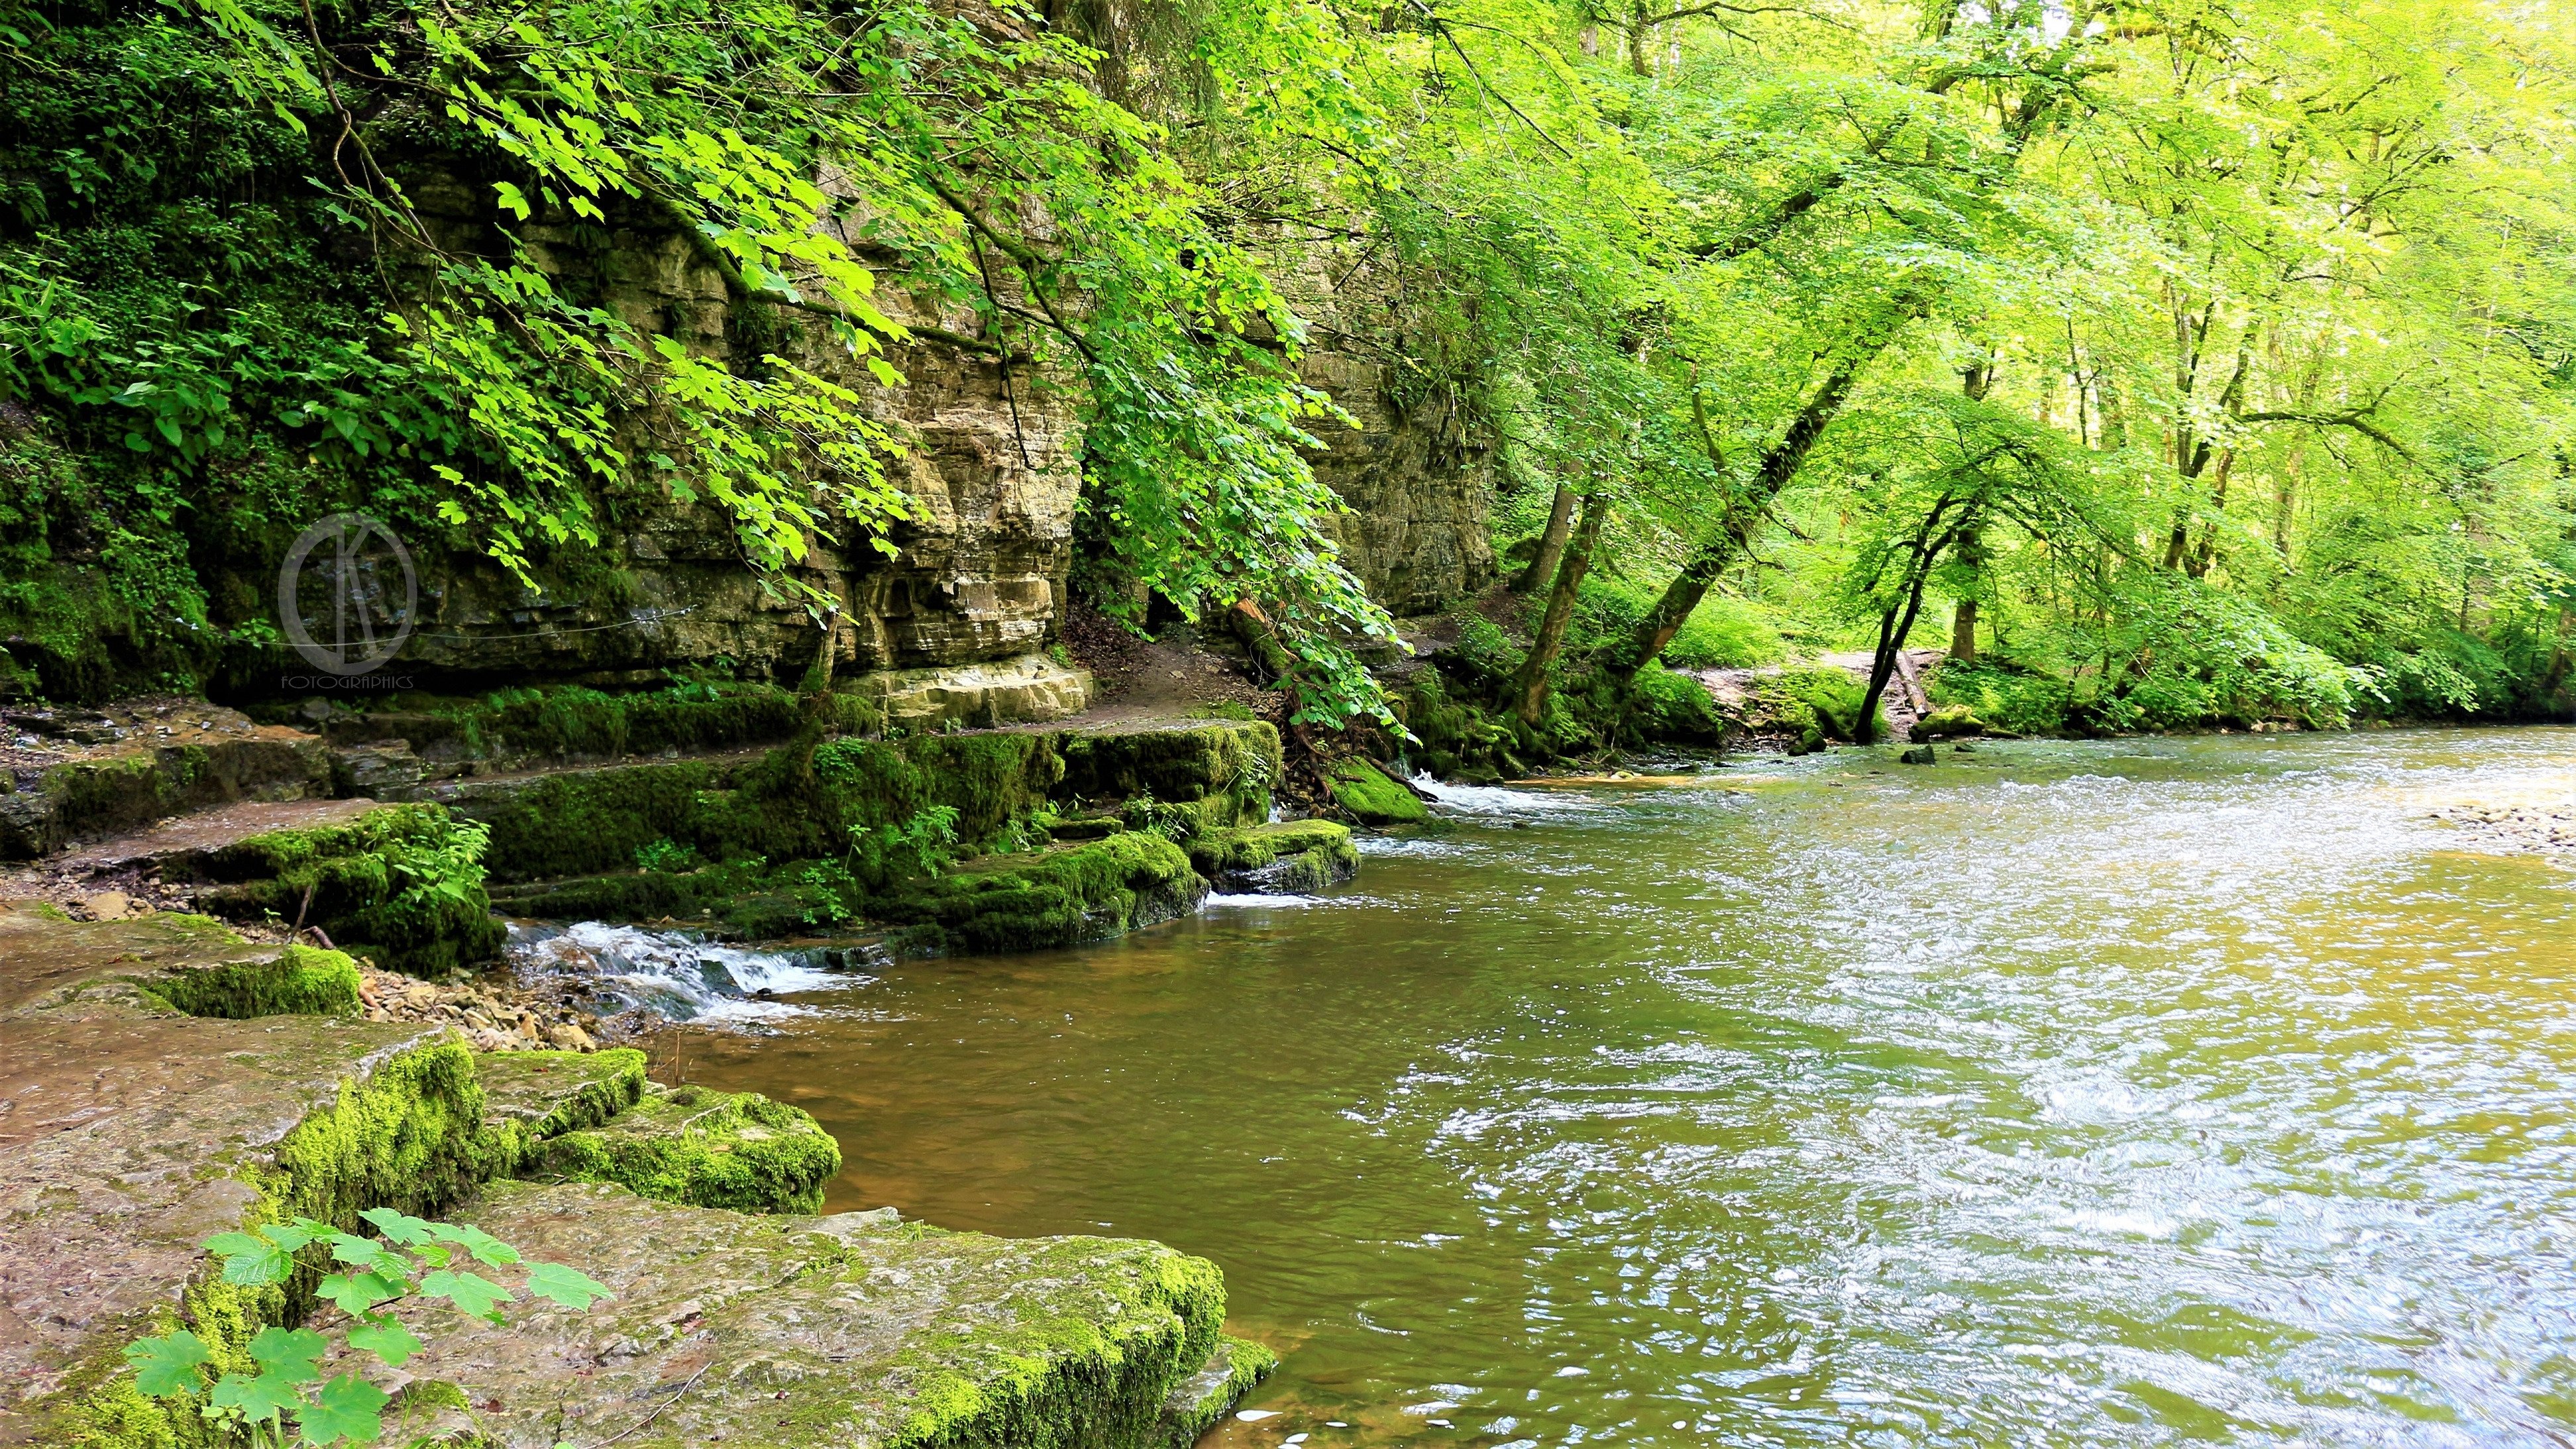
[1930,659,2066,736]
[0,0,1405,718]
[188,804,503,977]
[126,1210,608,1447]
[1554,578,1780,671]
[1747,667,1879,751]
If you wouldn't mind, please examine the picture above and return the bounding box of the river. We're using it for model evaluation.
[649,727,2576,1447]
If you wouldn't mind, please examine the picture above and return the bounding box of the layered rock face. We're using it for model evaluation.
[378,173,1087,713]
[378,151,1499,696]
[349,175,1492,715]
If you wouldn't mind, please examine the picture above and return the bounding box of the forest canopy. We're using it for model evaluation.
[1,0,2571,729]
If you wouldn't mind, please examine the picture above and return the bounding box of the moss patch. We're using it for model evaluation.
[174,803,504,977]
[142,944,361,1019]
[520,1083,841,1214]
[1326,758,1430,826]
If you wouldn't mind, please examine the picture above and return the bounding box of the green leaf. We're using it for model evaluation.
[346,1316,424,1368]
[208,1368,300,1426]
[248,1325,329,1383]
[296,1373,391,1445]
[429,1222,520,1267]
[524,1261,613,1310]
[319,1267,409,1315]
[206,1234,292,1286]
[418,1268,513,1319]
[329,1232,392,1267]
[358,1208,434,1246]
[125,1329,212,1397]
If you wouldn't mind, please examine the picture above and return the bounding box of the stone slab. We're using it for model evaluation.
[0,913,464,1438]
[343,1179,1230,1449]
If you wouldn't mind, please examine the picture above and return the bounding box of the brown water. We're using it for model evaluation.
[659,728,2576,1447]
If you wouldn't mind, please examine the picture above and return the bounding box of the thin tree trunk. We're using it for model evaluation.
[2186,449,2233,579]
[1950,598,1978,662]
[1604,306,1913,685]
[1860,551,1947,744]
[1513,484,1578,593]
[1515,496,1606,725]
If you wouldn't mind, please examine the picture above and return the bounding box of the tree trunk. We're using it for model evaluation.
[1858,557,1942,744]
[1513,484,1577,593]
[1949,598,1978,662]
[1515,496,1606,725]
[1603,308,1911,684]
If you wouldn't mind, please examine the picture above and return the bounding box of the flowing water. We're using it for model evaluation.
[649,727,2576,1447]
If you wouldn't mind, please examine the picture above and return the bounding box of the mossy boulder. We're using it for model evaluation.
[518,1083,841,1214]
[1327,757,1431,826]
[170,802,506,977]
[142,943,362,1019]
[472,1047,651,1177]
[333,1179,1246,1449]
[1189,820,1358,893]
[886,832,1206,955]
[1911,703,1986,740]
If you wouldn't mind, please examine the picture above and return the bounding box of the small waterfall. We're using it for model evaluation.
[506,921,873,1023]
[1407,771,1603,818]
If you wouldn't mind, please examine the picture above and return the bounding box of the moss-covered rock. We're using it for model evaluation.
[461,723,1290,950]
[518,1083,841,1214]
[1055,724,1279,832]
[1911,703,1986,740]
[1189,820,1359,893]
[887,831,1207,955]
[142,943,362,1019]
[1327,757,1431,826]
[170,802,505,977]
[471,1047,651,1177]
[0,728,329,859]
[333,1179,1242,1449]
[1160,1337,1282,1444]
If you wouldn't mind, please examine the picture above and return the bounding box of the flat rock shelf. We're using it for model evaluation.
[0,907,1267,1447]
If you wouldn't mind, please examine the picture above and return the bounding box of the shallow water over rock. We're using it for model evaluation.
[662,727,2576,1447]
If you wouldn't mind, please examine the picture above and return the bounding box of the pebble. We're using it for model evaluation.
[1236,1409,1279,1422]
